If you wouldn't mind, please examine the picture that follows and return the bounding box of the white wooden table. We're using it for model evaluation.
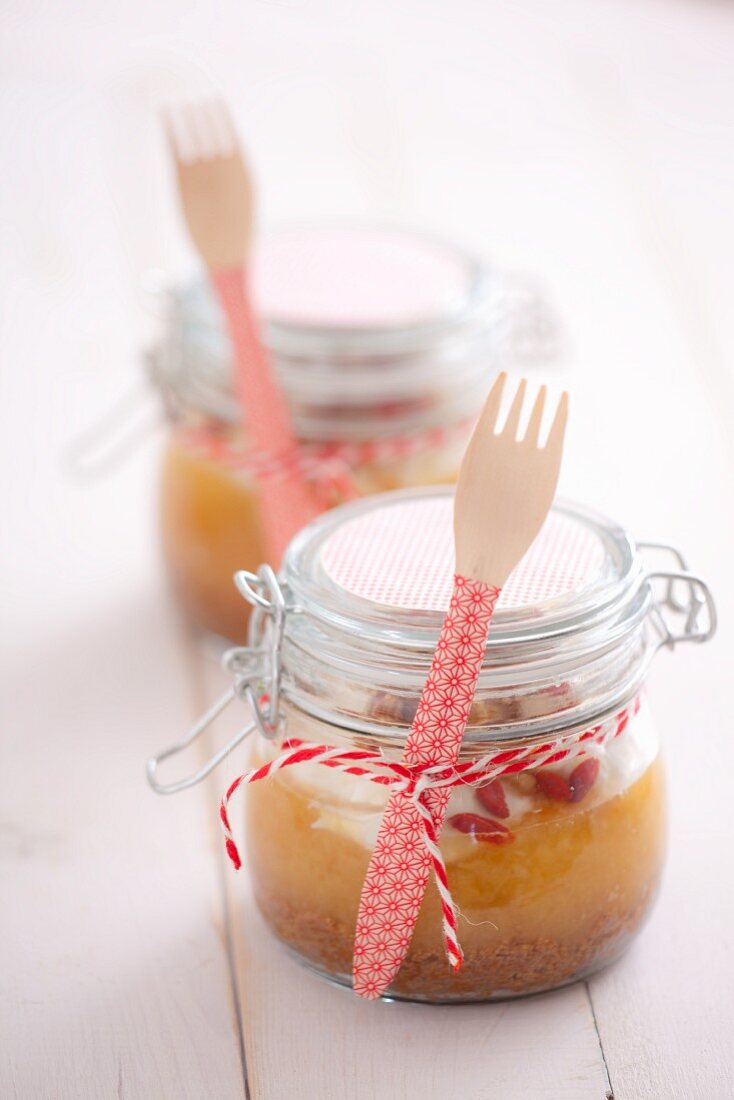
[2,2,733,1096]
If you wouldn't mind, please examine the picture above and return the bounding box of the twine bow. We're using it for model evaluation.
[219,695,639,993]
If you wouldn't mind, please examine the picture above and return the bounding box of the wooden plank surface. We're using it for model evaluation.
[230,878,612,1100]
[0,605,247,1099]
[2,0,733,1097]
[198,664,612,1100]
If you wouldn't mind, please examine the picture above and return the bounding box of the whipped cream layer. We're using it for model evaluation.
[259,698,659,858]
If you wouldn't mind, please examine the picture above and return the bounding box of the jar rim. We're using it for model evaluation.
[147,224,505,435]
[283,486,649,650]
[261,486,657,743]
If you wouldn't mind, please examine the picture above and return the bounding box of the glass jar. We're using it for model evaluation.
[148,486,716,1003]
[150,225,554,643]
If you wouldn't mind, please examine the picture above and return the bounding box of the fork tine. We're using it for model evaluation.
[475,371,507,434]
[177,102,203,163]
[198,98,227,158]
[546,391,569,453]
[162,106,185,165]
[525,385,547,446]
[502,377,527,439]
[187,100,216,160]
[209,97,238,155]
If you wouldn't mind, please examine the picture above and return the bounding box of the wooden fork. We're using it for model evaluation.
[165,99,321,563]
[352,373,569,999]
[454,372,568,588]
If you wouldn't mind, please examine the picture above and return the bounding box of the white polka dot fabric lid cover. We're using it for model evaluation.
[291,488,635,635]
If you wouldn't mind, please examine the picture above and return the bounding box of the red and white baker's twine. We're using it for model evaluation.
[178,415,474,503]
[219,686,640,995]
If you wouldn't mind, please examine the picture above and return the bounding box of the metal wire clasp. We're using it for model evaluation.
[147,565,288,795]
[639,541,717,651]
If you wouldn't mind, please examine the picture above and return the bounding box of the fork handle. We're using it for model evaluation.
[352,575,501,999]
[211,266,322,562]
[212,266,297,455]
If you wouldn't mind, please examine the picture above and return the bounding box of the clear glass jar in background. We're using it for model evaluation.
[148,486,716,1003]
[149,225,559,643]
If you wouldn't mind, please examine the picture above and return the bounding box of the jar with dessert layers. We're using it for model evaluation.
[149,225,554,643]
[150,487,715,1003]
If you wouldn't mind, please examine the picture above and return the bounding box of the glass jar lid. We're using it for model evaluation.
[274,486,663,742]
[147,487,716,792]
[254,224,490,338]
[147,490,717,792]
[284,486,647,651]
[150,224,504,439]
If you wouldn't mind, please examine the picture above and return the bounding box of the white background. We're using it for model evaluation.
[2,2,733,1097]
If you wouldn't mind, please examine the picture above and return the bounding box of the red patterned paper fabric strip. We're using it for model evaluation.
[211,267,322,560]
[351,575,500,1000]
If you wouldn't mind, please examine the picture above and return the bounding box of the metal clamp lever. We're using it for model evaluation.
[65,376,162,480]
[638,540,717,650]
[646,570,717,650]
[146,687,255,795]
[147,565,287,795]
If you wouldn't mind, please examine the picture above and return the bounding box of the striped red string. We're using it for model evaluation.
[177,414,474,488]
[220,694,640,996]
